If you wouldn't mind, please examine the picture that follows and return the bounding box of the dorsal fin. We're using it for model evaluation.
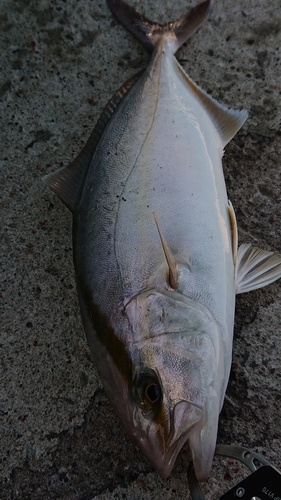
[43,70,144,212]
[152,212,179,289]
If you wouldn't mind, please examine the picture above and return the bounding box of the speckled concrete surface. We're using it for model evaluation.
[1,0,280,498]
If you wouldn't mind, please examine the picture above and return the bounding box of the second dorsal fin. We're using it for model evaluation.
[43,69,144,212]
[152,212,179,289]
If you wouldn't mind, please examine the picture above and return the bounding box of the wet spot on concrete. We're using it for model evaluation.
[79,30,98,47]
[0,80,11,98]
[44,27,64,45]
[253,20,281,37]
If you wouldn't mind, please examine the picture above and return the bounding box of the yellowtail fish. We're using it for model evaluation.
[44,0,281,481]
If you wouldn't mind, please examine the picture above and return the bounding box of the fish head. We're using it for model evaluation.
[120,289,226,481]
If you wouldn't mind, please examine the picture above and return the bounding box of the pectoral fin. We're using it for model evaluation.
[236,244,281,294]
[152,212,179,289]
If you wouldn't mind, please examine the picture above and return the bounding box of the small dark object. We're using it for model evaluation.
[188,445,281,500]
[220,466,281,500]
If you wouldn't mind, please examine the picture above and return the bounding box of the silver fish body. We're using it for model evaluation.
[74,37,235,480]
[44,0,281,482]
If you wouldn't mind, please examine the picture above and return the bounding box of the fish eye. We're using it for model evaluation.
[145,383,160,403]
[133,369,162,410]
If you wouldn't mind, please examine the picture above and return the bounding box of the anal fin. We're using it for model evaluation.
[236,244,281,294]
[175,61,248,147]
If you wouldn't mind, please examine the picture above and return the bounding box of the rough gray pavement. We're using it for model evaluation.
[1,0,281,498]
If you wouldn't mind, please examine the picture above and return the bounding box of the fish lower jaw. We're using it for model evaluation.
[131,427,192,479]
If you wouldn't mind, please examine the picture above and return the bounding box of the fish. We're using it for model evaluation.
[43,0,281,482]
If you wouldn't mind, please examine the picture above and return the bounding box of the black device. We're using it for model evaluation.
[188,445,281,500]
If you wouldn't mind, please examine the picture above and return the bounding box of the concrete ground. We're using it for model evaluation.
[1,0,281,498]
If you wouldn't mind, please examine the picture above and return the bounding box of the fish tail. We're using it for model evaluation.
[106,0,214,54]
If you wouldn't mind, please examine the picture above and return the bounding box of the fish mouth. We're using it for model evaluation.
[130,400,205,479]
[154,430,192,479]
[188,416,218,482]
[133,427,191,479]
[151,449,185,479]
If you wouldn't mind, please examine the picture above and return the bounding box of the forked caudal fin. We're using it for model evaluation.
[106,0,248,147]
[236,244,281,294]
[106,0,214,54]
